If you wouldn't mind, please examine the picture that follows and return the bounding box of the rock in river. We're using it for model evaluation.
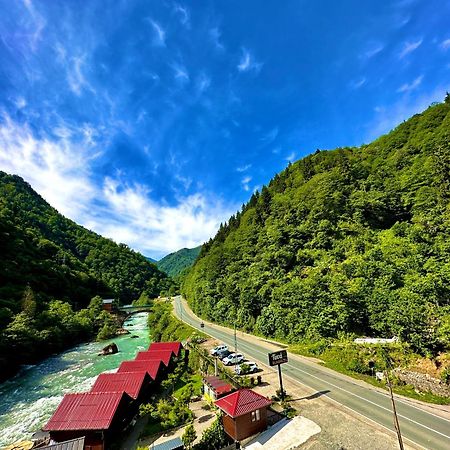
[99,342,118,356]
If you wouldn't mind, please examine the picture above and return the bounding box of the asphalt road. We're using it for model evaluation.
[174,296,450,450]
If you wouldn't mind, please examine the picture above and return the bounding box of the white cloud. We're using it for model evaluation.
[441,39,450,50]
[0,114,97,219]
[397,75,423,93]
[66,55,94,96]
[241,175,252,191]
[209,27,224,51]
[15,97,27,109]
[260,127,279,144]
[196,73,211,92]
[100,178,235,257]
[285,151,296,162]
[173,3,190,28]
[172,63,189,82]
[22,0,46,52]
[361,43,384,59]
[349,77,366,89]
[237,48,262,73]
[236,164,251,172]
[150,20,166,46]
[399,39,422,58]
[0,115,235,259]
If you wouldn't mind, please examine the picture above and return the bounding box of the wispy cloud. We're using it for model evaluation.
[0,114,235,258]
[173,3,190,28]
[236,164,251,172]
[361,43,384,59]
[441,38,450,50]
[285,151,296,162]
[150,19,166,46]
[260,127,279,145]
[237,48,262,73]
[67,55,92,96]
[397,75,423,93]
[209,27,224,51]
[241,175,252,191]
[22,0,46,52]
[399,38,422,58]
[196,73,211,92]
[172,63,189,83]
[349,77,366,89]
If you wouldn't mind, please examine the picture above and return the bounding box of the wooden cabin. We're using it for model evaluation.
[148,341,182,358]
[203,375,234,401]
[215,389,272,442]
[117,359,164,382]
[102,298,115,312]
[43,391,132,450]
[90,371,152,415]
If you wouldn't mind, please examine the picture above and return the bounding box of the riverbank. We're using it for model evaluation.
[0,312,150,447]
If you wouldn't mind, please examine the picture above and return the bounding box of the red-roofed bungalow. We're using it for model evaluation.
[117,359,163,382]
[148,341,182,357]
[215,389,272,442]
[43,391,132,450]
[90,371,152,401]
[203,375,234,400]
[136,350,173,368]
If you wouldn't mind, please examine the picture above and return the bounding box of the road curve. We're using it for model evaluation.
[174,296,450,450]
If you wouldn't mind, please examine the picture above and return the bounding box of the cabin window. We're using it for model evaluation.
[251,409,260,422]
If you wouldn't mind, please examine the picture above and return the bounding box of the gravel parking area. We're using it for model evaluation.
[203,338,420,450]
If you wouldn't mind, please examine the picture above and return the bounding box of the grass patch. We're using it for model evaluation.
[148,300,207,343]
[173,373,203,399]
[290,342,450,405]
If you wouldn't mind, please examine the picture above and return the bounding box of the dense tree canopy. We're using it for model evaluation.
[157,246,202,277]
[183,100,450,355]
[0,172,173,379]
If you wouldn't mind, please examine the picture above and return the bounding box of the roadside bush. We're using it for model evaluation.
[194,418,231,450]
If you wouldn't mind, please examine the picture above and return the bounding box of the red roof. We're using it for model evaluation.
[203,375,233,395]
[148,341,182,356]
[135,350,172,367]
[215,389,271,418]
[90,371,149,399]
[117,359,162,380]
[43,391,130,431]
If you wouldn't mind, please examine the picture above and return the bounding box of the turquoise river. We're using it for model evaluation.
[0,312,150,447]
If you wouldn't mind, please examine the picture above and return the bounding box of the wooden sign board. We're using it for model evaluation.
[268,350,288,366]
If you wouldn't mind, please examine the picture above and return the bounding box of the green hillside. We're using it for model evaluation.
[183,98,450,356]
[0,172,172,379]
[157,246,202,277]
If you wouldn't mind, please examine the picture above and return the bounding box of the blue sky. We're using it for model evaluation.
[0,0,449,259]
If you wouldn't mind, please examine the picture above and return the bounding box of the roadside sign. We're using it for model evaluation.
[268,350,288,366]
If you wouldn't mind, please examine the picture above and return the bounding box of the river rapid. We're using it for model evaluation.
[0,312,150,447]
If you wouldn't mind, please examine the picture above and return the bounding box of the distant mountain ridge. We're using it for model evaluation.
[157,246,202,277]
[183,98,450,356]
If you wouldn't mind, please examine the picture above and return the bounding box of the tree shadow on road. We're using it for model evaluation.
[289,390,331,401]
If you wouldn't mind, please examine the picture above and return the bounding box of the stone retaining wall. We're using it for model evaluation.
[393,369,450,398]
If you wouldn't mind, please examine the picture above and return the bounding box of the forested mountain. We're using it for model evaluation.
[0,172,172,379]
[183,98,450,356]
[157,246,202,277]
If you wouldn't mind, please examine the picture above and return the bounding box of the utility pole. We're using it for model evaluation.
[385,370,404,450]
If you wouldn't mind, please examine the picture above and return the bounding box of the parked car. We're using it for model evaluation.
[210,344,228,356]
[216,349,231,360]
[235,361,259,375]
[223,353,244,366]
